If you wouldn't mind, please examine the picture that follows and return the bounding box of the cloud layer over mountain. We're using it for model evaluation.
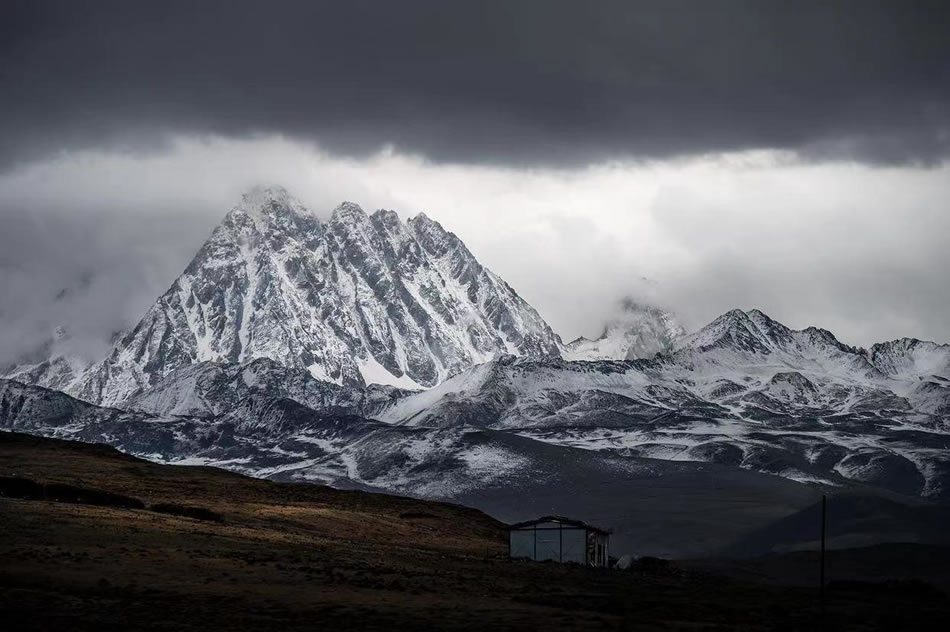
[2,2,949,365]
[1,137,949,367]
[3,1,949,169]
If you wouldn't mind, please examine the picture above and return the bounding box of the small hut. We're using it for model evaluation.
[507,516,610,567]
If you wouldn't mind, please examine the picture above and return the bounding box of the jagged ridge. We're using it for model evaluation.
[58,186,561,406]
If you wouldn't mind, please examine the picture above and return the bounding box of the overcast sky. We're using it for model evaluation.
[2,1,949,364]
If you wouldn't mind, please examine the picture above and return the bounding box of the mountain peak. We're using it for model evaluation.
[563,299,686,361]
[867,337,950,379]
[242,183,289,201]
[703,308,780,331]
[57,192,562,405]
[678,308,781,354]
[370,208,401,226]
[230,185,314,232]
[331,201,368,220]
[237,185,292,214]
[698,308,751,331]
[408,212,448,234]
[407,212,464,260]
[745,308,791,337]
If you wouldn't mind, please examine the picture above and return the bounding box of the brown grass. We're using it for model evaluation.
[0,431,947,631]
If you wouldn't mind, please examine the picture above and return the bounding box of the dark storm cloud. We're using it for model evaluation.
[2,0,950,168]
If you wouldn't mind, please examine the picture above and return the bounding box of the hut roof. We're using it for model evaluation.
[508,515,611,535]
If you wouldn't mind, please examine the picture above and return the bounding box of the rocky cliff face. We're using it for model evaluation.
[60,187,561,406]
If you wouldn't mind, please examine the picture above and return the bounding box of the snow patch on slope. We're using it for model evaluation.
[357,355,423,390]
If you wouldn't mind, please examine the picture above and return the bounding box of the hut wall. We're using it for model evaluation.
[509,529,535,559]
[560,528,586,564]
[535,528,560,561]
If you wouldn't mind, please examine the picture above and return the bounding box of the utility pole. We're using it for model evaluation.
[819,494,827,625]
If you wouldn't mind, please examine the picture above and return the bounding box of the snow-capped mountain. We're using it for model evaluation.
[10,303,945,501]
[53,186,561,407]
[3,353,88,395]
[2,185,949,554]
[867,337,950,381]
[0,326,91,395]
[371,309,950,498]
[669,308,892,392]
[563,298,687,361]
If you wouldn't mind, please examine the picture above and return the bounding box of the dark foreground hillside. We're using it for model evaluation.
[1,432,948,631]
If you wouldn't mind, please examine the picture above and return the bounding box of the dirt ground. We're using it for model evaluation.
[1,431,948,631]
